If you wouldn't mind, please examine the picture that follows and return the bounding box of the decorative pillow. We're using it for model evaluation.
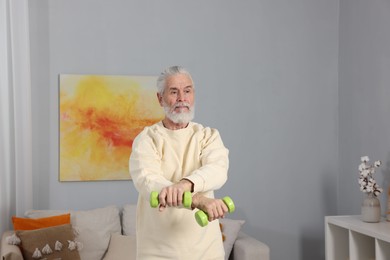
[121,204,137,236]
[219,218,245,260]
[15,224,81,260]
[24,206,121,260]
[12,214,71,230]
[102,234,136,260]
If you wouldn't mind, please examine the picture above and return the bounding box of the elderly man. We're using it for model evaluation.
[129,66,229,260]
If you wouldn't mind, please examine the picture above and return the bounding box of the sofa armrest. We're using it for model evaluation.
[1,231,23,260]
[229,231,270,260]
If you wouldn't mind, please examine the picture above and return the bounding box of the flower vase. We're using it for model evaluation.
[361,193,381,223]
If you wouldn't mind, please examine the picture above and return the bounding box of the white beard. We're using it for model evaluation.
[162,101,195,125]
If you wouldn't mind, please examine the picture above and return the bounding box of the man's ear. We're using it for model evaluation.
[157,93,163,106]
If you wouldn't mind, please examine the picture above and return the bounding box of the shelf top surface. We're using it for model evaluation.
[326,215,390,242]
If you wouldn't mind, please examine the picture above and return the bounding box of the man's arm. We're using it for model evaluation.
[157,179,193,211]
[159,128,229,211]
[129,131,172,200]
[191,193,229,221]
[184,128,229,193]
[158,180,229,220]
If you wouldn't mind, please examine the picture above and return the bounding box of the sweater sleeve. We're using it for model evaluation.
[184,128,229,193]
[129,129,172,200]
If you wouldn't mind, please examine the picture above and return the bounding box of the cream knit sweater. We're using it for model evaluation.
[129,121,229,260]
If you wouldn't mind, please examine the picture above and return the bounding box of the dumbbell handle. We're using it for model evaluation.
[150,191,192,209]
[195,196,235,227]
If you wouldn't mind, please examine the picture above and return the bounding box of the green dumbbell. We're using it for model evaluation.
[150,191,192,209]
[195,196,235,227]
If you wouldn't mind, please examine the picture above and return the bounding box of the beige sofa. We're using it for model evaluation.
[1,205,270,260]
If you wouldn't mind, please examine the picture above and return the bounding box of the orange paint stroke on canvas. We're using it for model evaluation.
[59,75,164,181]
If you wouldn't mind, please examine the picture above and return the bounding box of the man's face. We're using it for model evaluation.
[158,73,195,124]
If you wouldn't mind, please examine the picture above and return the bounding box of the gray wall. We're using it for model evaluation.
[29,1,340,260]
[339,0,390,216]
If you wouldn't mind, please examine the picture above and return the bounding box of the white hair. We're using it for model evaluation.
[156,66,194,94]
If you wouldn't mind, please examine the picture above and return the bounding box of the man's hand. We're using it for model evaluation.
[192,193,228,222]
[158,179,193,211]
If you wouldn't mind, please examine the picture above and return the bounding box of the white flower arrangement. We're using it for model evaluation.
[358,156,383,197]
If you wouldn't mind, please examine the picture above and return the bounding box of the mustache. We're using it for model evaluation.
[174,102,191,110]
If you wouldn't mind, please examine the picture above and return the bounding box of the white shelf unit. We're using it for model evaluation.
[325,215,390,260]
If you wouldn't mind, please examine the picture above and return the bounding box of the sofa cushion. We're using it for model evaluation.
[15,224,81,260]
[1,252,23,260]
[12,214,71,230]
[24,206,121,260]
[103,233,136,260]
[219,218,245,260]
[121,204,137,236]
[1,231,23,260]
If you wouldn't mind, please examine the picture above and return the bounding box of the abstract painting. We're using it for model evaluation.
[59,74,164,181]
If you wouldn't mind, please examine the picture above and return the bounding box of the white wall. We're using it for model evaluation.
[29,0,51,211]
[339,0,390,216]
[29,1,340,259]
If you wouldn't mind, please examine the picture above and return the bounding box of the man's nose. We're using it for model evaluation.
[177,91,184,102]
